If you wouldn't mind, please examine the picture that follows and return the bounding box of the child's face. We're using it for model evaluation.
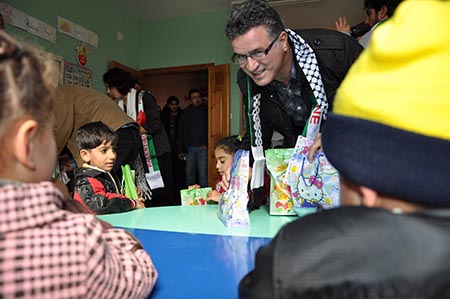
[81,141,116,172]
[215,147,233,178]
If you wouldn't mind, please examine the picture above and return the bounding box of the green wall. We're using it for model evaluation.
[3,0,140,91]
[3,1,241,134]
[139,10,241,134]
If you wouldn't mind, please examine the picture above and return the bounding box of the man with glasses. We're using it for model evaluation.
[225,0,363,209]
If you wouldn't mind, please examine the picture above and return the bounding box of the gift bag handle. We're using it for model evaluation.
[300,153,323,187]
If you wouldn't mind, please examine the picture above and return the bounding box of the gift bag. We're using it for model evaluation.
[284,136,340,216]
[121,164,138,199]
[218,150,250,227]
[180,187,212,206]
[265,148,296,216]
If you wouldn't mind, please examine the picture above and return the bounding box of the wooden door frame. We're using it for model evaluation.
[140,63,214,75]
[108,60,231,189]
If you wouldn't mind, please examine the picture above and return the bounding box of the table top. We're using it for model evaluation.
[98,204,297,238]
[98,205,297,299]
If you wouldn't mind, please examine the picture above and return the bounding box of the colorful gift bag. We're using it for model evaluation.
[180,187,212,206]
[218,150,250,227]
[284,136,340,216]
[265,148,296,216]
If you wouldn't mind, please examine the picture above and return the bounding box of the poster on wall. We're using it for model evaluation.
[64,61,92,87]
[57,16,98,48]
[0,3,56,43]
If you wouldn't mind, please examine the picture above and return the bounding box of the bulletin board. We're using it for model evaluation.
[64,61,92,87]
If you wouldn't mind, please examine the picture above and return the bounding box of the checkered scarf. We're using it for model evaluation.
[249,28,328,194]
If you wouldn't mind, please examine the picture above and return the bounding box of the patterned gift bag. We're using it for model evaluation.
[180,187,212,206]
[218,150,250,227]
[265,148,296,216]
[284,136,340,216]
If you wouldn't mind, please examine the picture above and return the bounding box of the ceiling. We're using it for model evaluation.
[110,0,366,29]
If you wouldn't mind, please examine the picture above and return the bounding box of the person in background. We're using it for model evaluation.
[0,30,157,298]
[133,78,142,90]
[225,0,363,209]
[73,121,145,214]
[239,1,450,298]
[335,0,403,48]
[160,95,185,204]
[103,67,175,207]
[179,88,209,188]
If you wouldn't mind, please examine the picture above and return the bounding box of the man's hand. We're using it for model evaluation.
[335,17,351,33]
[308,133,322,163]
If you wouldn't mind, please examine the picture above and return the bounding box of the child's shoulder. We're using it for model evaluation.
[74,166,105,178]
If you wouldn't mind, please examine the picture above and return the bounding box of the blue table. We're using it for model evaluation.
[98,205,297,299]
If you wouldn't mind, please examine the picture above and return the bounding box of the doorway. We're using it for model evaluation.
[108,60,230,191]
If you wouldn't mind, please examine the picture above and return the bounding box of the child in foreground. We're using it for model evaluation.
[0,30,156,298]
[73,121,145,214]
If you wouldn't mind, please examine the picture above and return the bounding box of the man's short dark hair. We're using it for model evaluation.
[188,88,201,100]
[364,0,403,17]
[225,0,285,40]
[166,95,179,105]
[76,121,118,151]
[102,67,134,95]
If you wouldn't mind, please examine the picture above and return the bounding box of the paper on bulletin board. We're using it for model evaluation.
[57,16,98,48]
[64,61,92,88]
[0,3,56,43]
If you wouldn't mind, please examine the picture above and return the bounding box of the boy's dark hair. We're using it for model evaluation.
[76,121,118,151]
[188,88,201,100]
[225,0,285,40]
[166,95,179,105]
[364,0,403,17]
[102,67,134,95]
[214,135,248,154]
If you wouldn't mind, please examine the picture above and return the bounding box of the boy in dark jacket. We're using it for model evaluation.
[73,121,145,214]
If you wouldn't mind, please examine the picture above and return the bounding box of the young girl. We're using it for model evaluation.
[0,31,156,298]
[206,135,246,202]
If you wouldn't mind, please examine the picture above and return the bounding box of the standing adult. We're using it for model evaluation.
[103,68,175,207]
[179,88,208,188]
[225,0,363,208]
[160,95,184,204]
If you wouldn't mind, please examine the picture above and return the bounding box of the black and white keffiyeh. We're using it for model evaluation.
[286,28,328,123]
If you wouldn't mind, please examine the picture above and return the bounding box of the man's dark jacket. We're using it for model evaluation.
[238,29,363,149]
